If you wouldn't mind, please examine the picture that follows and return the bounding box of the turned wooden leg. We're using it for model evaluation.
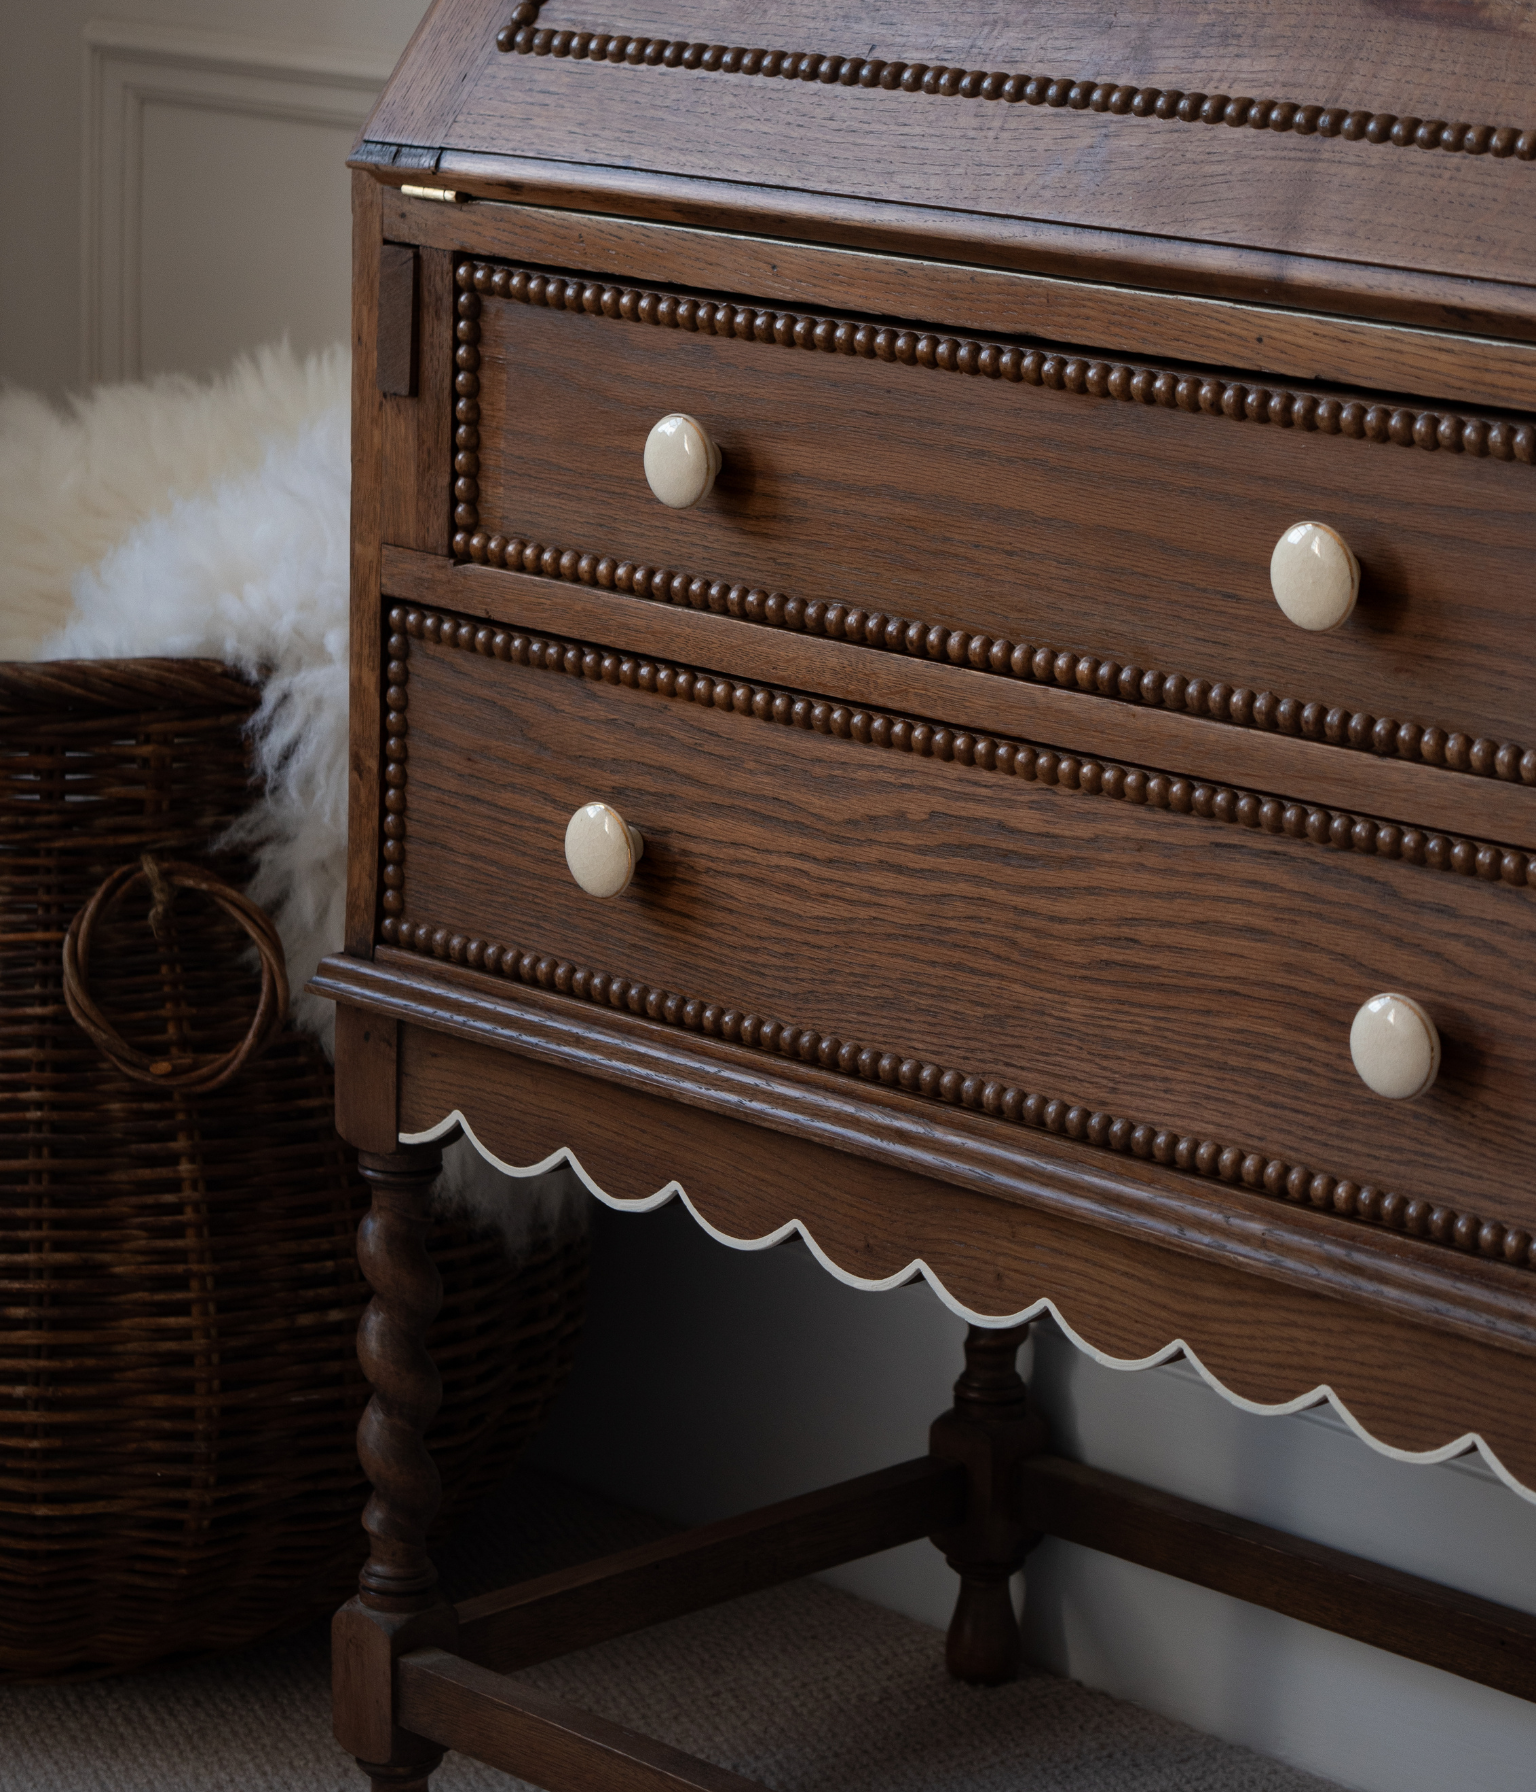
[929,1322,1049,1685]
[333,1144,460,1790]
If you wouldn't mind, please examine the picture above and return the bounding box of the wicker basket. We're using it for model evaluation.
[0,660,586,1679]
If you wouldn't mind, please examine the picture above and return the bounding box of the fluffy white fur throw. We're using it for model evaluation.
[0,344,351,662]
[8,343,578,1247]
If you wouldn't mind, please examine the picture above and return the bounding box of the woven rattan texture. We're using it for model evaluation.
[0,660,587,1679]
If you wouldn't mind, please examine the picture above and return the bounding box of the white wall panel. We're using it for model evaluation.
[83,23,395,382]
[136,101,358,380]
[0,0,422,396]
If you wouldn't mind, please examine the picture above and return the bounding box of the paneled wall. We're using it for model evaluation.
[0,0,421,395]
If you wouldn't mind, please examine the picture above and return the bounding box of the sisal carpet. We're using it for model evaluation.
[0,1468,1338,1792]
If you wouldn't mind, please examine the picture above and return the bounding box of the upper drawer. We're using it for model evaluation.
[379,594,1536,1266]
[451,259,1536,797]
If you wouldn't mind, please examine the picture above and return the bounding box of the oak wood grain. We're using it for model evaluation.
[313,952,1536,1364]
[381,552,1536,854]
[358,0,498,153]
[392,630,1536,1232]
[422,147,1536,345]
[511,2,1536,133]
[451,50,1536,292]
[1021,1455,1536,1701]
[383,191,1536,416]
[360,1008,1536,1490]
[468,292,1536,764]
[382,248,456,556]
[333,1004,401,1155]
[378,243,420,397]
[358,2,1536,334]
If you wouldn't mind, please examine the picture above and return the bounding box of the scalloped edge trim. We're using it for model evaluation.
[404,1108,1536,1507]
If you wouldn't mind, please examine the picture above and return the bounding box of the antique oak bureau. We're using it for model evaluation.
[318,2,1536,1786]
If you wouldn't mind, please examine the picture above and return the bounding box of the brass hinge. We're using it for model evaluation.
[400,183,464,203]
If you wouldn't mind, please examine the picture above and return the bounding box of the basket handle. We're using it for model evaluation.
[62,855,290,1093]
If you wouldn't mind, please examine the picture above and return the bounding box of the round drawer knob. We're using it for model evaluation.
[1349,993,1440,1101]
[564,802,644,899]
[1270,521,1360,631]
[643,413,721,508]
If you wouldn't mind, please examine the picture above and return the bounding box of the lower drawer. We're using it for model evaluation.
[382,601,1536,1255]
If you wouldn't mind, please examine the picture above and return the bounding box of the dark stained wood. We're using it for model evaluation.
[383,191,1536,417]
[466,284,1536,766]
[415,248,457,558]
[381,248,456,555]
[354,1142,455,1614]
[334,1597,460,1784]
[340,10,1536,1775]
[361,0,499,154]
[424,147,1536,347]
[388,622,1536,1235]
[397,1650,772,1792]
[334,1143,458,1784]
[381,550,1536,854]
[333,1004,401,1155]
[1021,1454,1536,1702]
[357,2,1536,338]
[378,243,420,397]
[450,55,1536,291]
[368,1,1536,153]
[929,1326,1046,1684]
[347,169,386,956]
[355,1004,1536,1493]
[456,1456,965,1672]
[313,951,1536,1368]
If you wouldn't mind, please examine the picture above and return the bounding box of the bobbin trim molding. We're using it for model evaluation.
[453,260,1536,470]
[498,19,1536,167]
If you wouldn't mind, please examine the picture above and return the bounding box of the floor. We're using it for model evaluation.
[0,1467,1340,1792]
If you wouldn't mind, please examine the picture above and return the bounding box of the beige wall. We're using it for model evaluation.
[0,0,424,396]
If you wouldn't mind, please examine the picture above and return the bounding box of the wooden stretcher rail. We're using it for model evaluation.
[397,1651,771,1792]
[1024,1454,1536,1700]
[456,1455,967,1671]
[384,1452,1536,1792]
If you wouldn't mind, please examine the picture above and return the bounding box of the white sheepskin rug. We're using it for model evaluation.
[7,342,579,1247]
[0,344,351,662]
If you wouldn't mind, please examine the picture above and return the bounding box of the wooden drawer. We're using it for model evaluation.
[453,262,1536,802]
[380,595,1536,1259]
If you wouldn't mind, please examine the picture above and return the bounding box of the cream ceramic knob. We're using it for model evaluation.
[1349,993,1440,1101]
[564,802,644,899]
[643,413,721,508]
[1270,521,1360,631]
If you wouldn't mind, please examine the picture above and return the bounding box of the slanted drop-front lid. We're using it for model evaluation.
[357,0,1536,337]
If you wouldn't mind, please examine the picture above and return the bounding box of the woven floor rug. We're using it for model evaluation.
[0,1468,1338,1792]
